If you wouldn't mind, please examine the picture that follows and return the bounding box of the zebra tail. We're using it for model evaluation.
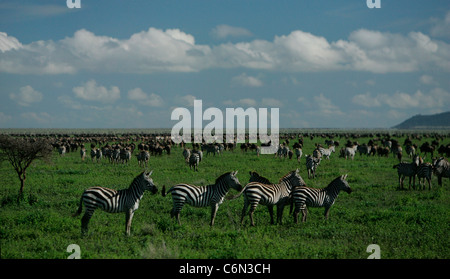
[161,185,173,197]
[226,186,247,201]
[72,197,83,217]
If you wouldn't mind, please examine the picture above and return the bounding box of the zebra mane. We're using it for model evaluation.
[325,174,348,189]
[215,171,234,184]
[278,169,298,183]
[249,171,271,184]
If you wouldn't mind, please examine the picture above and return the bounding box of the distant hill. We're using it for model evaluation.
[392,111,450,129]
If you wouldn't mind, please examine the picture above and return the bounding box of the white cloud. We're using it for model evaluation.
[430,11,450,39]
[231,73,263,87]
[211,25,253,39]
[313,93,343,115]
[127,88,164,107]
[1,26,450,75]
[261,98,283,107]
[419,75,435,85]
[352,88,450,109]
[9,85,43,107]
[0,32,22,52]
[73,80,120,103]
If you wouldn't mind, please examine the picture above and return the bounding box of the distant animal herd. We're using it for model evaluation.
[10,131,448,235]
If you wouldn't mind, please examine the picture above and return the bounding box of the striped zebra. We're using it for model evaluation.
[344,146,357,160]
[294,147,302,163]
[291,174,352,223]
[161,171,242,226]
[416,162,433,190]
[433,157,450,186]
[232,169,305,226]
[182,148,191,163]
[393,155,421,190]
[306,155,321,179]
[189,152,200,171]
[137,150,150,168]
[319,145,335,160]
[72,171,158,236]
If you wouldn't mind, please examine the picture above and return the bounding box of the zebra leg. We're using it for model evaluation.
[276,203,285,225]
[301,207,308,223]
[240,198,249,225]
[267,205,274,225]
[81,210,94,235]
[125,209,134,236]
[249,204,258,226]
[324,206,331,220]
[210,203,219,226]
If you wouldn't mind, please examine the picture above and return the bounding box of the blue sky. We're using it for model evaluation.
[1,0,449,129]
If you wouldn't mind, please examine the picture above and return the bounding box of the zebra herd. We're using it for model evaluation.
[73,169,352,235]
[68,134,449,236]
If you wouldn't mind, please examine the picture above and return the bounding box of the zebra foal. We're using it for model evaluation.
[291,174,352,223]
[72,171,158,236]
[232,169,305,226]
[161,171,242,226]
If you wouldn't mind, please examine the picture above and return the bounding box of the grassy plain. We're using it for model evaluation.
[1,130,449,259]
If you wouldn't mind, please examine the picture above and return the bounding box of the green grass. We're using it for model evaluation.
[1,133,449,259]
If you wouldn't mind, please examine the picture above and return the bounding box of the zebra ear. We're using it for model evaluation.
[342,174,348,180]
[234,170,238,176]
[295,168,299,173]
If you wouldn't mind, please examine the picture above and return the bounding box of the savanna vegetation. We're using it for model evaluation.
[1,129,449,259]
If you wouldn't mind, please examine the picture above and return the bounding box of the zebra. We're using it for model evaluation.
[433,157,450,186]
[120,148,131,164]
[294,147,302,163]
[344,146,357,160]
[291,174,352,223]
[161,171,242,226]
[189,152,200,171]
[319,145,335,160]
[137,150,150,168]
[80,146,86,161]
[232,169,305,226]
[72,171,158,236]
[393,155,421,190]
[306,155,321,179]
[416,162,433,190]
[248,171,272,184]
[182,148,191,163]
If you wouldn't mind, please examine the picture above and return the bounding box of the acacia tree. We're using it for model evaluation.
[0,135,53,202]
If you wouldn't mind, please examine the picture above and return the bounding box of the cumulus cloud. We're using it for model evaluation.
[73,80,120,103]
[352,88,450,109]
[211,25,253,39]
[127,88,164,107]
[10,85,43,107]
[1,26,450,75]
[430,11,450,39]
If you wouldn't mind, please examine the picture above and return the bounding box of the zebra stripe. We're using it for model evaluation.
[306,155,321,179]
[189,152,200,171]
[72,171,158,235]
[162,171,242,226]
[393,155,421,189]
[319,145,335,160]
[292,174,351,223]
[234,169,305,226]
[417,163,433,190]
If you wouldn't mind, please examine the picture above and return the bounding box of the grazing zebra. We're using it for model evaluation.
[120,148,131,164]
[416,162,433,190]
[405,145,416,158]
[319,145,335,160]
[433,157,450,186]
[306,155,321,179]
[357,144,371,156]
[232,169,305,226]
[161,171,242,226]
[137,150,150,168]
[182,148,191,163]
[393,155,421,190]
[294,147,302,163]
[291,174,352,223]
[189,152,200,171]
[72,171,158,236]
[344,146,357,160]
